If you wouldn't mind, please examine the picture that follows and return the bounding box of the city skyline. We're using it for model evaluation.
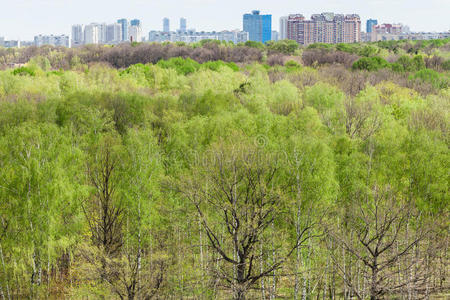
[0,0,449,40]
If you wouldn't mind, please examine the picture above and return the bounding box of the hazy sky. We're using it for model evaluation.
[1,0,449,40]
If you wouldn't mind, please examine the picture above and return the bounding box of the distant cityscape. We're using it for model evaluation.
[1,10,449,48]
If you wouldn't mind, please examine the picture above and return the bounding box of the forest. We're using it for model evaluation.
[0,39,449,299]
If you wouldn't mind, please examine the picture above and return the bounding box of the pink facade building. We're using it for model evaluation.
[370,24,404,41]
[287,13,361,45]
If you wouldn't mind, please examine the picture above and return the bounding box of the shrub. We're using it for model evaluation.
[303,49,359,68]
[12,66,36,76]
[396,55,414,72]
[200,60,239,72]
[424,56,444,70]
[156,57,200,75]
[393,55,425,73]
[412,55,426,71]
[267,54,285,66]
[266,40,299,55]
[244,41,265,49]
[442,60,450,71]
[390,63,405,73]
[336,43,358,54]
[409,69,449,89]
[358,45,379,57]
[352,56,389,71]
[307,43,334,50]
[285,60,302,71]
[225,62,240,71]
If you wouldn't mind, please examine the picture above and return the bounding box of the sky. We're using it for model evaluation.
[0,0,449,40]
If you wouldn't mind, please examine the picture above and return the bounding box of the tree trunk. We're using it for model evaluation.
[261,243,266,300]
[137,200,142,300]
[0,285,4,300]
[295,174,302,300]
[342,244,346,299]
[235,261,247,300]
[199,214,205,292]
[234,287,246,300]
[406,221,412,300]
[0,244,11,300]
[271,221,277,300]
[127,289,135,300]
[370,265,378,300]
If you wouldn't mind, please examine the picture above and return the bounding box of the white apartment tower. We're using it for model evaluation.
[97,23,107,44]
[84,24,99,44]
[106,23,122,44]
[71,24,84,46]
[129,25,142,42]
[279,16,288,40]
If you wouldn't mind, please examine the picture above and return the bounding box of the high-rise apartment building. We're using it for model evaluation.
[129,25,142,42]
[272,31,279,42]
[128,19,142,42]
[370,23,404,41]
[34,34,70,47]
[70,19,141,46]
[130,19,141,27]
[84,24,99,44]
[106,23,122,44]
[97,23,107,44]
[243,10,272,43]
[163,18,170,33]
[117,19,129,41]
[287,12,361,45]
[148,29,249,44]
[0,37,5,47]
[180,18,187,32]
[71,24,84,47]
[366,19,378,33]
[279,16,288,40]
[373,23,403,35]
[3,40,20,48]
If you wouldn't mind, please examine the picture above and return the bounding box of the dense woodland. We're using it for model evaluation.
[0,39,449,299]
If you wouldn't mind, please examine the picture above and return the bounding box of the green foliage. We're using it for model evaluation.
[307,43,334,50]
[442,59,450,70]
[28,55,52,71]
[409,68,449,89]
[358,45,379,57]
[244,40,265,49]
[336,43,358,54]
[198,39,221,46]
[157,57,201,75]
[352,56,389,71]
[394,55,426,72]
[12,66,36,76]
[0,49,448,299]
[266,40,299,55]
[285,60,302,71]
[200,60,239,72]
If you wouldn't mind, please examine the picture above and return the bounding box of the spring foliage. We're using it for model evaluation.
[0,40,449,299]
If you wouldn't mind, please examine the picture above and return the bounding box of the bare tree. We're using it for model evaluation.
[344,96,382,141]
[83,136,124,257]
[81,136,166,299]
[329,187,432,300]
[177,141,312,300]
